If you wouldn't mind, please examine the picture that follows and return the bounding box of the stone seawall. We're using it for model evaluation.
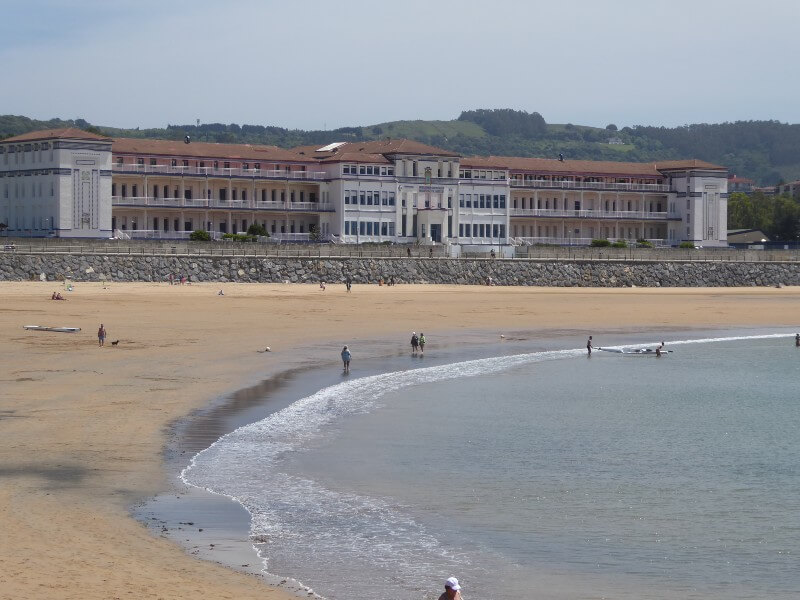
[2,253,800,287]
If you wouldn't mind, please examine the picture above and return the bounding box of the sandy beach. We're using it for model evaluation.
[1,281,799,600]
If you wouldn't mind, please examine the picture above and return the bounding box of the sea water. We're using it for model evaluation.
[182,333,800,600]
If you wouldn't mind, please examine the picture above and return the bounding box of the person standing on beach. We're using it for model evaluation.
[419,332,426,354]
[411,332,419,355]
[587,335,593,355]
[98,324,107,347]
[341,345,351,374]
[795,333,799,347]
[438,577,463,600]
[346,278,352,293]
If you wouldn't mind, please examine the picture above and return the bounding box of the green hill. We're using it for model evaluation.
[2,110,799,185]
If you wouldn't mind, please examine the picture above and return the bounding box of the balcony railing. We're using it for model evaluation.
[113,163,326,180]
[509,208,668,220]
[510,179,670,193]
[513,236,668,247]
[112,197,334,211]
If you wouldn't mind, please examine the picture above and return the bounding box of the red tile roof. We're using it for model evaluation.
[294,139,459,160]
[112,137,314,163]
[3,127,112,143]
[463,155,664,177]
[653,159,726,171]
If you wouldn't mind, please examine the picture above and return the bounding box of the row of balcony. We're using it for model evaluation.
[111,196,334,211]
[112,164,326,180]
[509,208,674,220]
[513,236,668,247]
[511,179,670,192]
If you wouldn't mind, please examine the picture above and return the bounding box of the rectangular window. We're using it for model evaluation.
[360,191,366,205]
[359,221,365,235]
[387,167,394,176]
[366,222,373,235]
[149,158,156,166]
[224,162,230,169]
[388,222,395,236]
[137,158,144,166]
[121,184,127,198]
[493,224,499,238]
[171,159,177,167]
[499,224,505,238]
[344,221,350,235]
[493,195,499,209]
[359,165,366,175]
[500,194,506,209]
[388,192,395,206]
[459,194,465,208]
[132,184,137,197]
[381,222,388,235]
[382,191,388,205]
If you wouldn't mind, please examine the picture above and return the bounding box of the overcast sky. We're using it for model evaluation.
[2,0,798,131]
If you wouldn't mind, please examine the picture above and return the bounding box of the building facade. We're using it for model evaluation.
[0,128,113,238]
[0,129,729,247]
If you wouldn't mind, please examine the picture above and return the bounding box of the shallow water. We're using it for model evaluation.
[182,332,800,600]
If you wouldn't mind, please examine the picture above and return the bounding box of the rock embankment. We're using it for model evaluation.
[1,253,799,287]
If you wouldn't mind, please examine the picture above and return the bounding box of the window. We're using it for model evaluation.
[111,183,116,196]
[388,192,395,206]
[243,163,249,170]
[183,160,189,167]
[466,194,472,208]
[132,184,137,197]
[255,163,260,171]
[387,167,394,176]
[224,162,230,169]
[499,224,505,238]
[360,191,366,205]
[164,185,169,198]
[137,158,144,166]
[359,221,365,235]
[500,194,506,209]
[382,191,388,205]
[149,158,156,166]
[121,184,127,198]
[171,159,177,167]
[459,194,465,208]
[493,195,499,209]
[574,201,580,211]
[493,224,499,238]
[359,165,366,175]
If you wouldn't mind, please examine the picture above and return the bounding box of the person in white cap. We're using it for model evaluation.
[439,576,462,600]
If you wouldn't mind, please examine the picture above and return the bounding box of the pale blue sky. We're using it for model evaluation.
[2,0,798,130]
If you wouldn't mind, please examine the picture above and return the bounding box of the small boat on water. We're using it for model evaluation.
[23,325,81,333]
[598,347,671,355]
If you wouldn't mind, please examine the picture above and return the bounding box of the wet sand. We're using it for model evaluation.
[1,281,799,599]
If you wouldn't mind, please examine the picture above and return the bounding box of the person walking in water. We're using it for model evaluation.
[98,324,107,347]
[586,335,593,355]
[438,577,463,600]
[795,333,800,347]
[410,332,419,355]
[340,345,351,374]
[419,332,426,354]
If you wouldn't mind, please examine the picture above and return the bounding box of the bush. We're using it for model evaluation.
[679,241,695,249]
[636,239,653,248]
[189,230,211,241]
[611,240,628,248]
[247,223,268,237]
[591,239,611,247]
[222,233,257,242]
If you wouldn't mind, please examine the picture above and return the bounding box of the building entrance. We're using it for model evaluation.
[430,224,441,243]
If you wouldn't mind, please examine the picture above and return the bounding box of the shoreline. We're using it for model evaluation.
[2,282,799,599]
[141,323,798,599]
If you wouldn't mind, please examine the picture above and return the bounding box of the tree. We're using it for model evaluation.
[189,229,211,241]
[247,223,268,237]
[605,124,618,131]
[309,224,321,242]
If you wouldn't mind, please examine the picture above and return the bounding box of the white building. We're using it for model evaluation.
[0,128,113,238]
[0,129,728,247]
